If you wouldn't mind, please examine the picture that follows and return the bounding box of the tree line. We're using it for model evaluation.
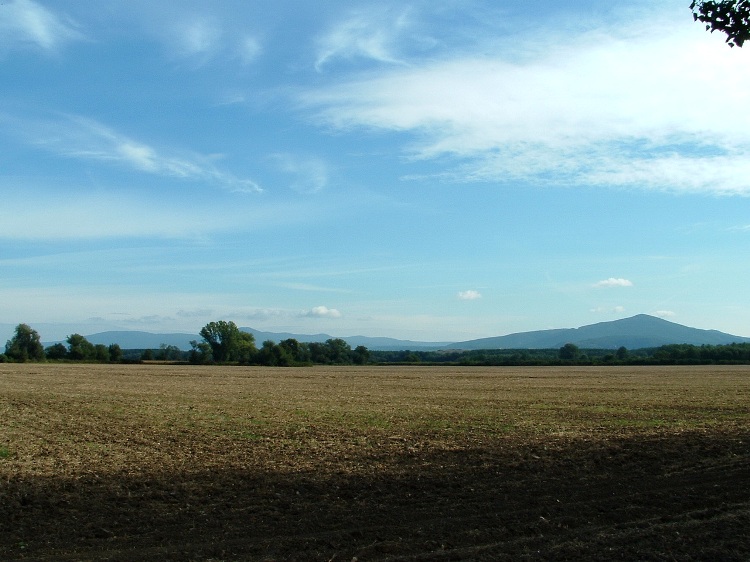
[5,322,750,366]
[1,322,370,367]
[368,342,750,366]
[1,324,123,363]
[187,321,370,366]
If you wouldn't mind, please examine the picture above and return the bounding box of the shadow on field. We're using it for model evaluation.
[2,431,749,561]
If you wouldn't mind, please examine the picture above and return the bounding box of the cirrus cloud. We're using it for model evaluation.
[2,112,261,193]
[315,6,412,70]
[270,153,329,194]
[301,8,750,195]
[0,0,84,54]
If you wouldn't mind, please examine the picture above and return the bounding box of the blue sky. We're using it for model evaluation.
[1,0,749,343]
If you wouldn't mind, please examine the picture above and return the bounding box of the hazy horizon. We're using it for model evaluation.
[4,313,749,346]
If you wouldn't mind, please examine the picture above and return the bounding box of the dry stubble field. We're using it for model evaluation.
[1,363,749,561]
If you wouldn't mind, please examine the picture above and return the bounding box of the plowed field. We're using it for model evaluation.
[1,364,749,560]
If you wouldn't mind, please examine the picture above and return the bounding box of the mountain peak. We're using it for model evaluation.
[447,314,750,350]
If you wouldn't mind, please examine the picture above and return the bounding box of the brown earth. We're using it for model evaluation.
[1,364,749,561]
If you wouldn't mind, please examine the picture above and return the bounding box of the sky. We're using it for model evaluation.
[1,0,750,344]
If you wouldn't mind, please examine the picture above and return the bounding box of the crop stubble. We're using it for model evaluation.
[1,364,749,560]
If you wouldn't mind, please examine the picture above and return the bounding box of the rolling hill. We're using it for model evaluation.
[241,328,451,351]
[446,314,750,350]
[49,315,749,352]
[73,329,451,351]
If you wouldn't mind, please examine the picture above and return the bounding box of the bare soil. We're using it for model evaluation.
[1,364,748,561]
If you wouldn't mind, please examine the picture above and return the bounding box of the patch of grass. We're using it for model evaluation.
[0,445,10,459]
[234,430,264,441]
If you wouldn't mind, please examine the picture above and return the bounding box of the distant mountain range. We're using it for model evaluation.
[72,328,451,352]
[63,314,749,352]
[240,328,452,351]
[445,314,750,350]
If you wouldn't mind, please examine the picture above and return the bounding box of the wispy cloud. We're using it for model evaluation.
[458,290,482,300]
[591,306,626,314]
[315,7,412,70]
[171,17,222,60]
[0,181,327,241]
[270,153,329,193]
[4,113,261,192]
[279,282,350,294]
[133,5,263,68]
[238,35,262,64]
[232,309,290,321]
[655,310,676,318]
[0,191,223,240]
[176,309,214,319]
[0,0,84,54]
[593,278,634,288]
[303,306,342,319]
[302,8,750,195]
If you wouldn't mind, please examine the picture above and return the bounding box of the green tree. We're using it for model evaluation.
[66,334,96,361]
[279,338,311,365]
[559,343,580,361]
[158,344,182,361]
[691,1,750,47]
[308,342,330,364]
[616,346,628,361]
[108,343,123,363]
[326,338,352,364]
[199,321,256,363]
[352,345,370,365]
[94,344,110,362]
[45,342,68,360]
[404,351,421,363]
[188,340,212,364]
[5,324,45,362]
[256,340,294,366]
[236,332,257,364]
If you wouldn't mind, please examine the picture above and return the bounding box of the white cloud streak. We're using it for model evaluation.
[593,278,634,288]
[279,283,350,294]
[238,35,262,64]
[301,10,750,195]
[173,17,222,59]
[0,0,84,54]
[271,153,329,193]
[0,183,326,241]
[4,113,261,193]
[590,306,626,314]
[122,4,264,68]
[315,7,412,70]
[458,290,482,300]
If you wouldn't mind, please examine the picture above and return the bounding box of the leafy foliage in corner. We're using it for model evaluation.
[691,0,750,47]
